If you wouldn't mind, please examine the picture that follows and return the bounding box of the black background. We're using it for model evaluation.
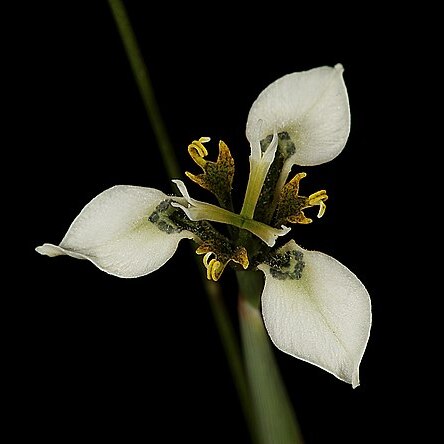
[15,2,430,443]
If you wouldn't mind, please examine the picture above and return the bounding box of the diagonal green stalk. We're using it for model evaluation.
[107,0,256,440]
[202,279,258,443]
[237,270,304,444]
[107,0,181,183]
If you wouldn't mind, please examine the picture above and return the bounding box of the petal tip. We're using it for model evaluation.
[351,364,362,388]
[35,243,65,257]
[334,63,344,73]
[352,374,360,389]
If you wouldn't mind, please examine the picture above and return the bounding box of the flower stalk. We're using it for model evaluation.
[238,271,304,444]
[107,0,181,183]
[107,0,256,438]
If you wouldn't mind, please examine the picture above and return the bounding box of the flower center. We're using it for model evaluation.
[148,136,330,281]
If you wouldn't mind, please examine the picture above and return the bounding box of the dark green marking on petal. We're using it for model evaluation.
[265,249,305,280]
[149,199,184,234]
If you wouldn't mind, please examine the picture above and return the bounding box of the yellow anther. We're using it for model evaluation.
[207,258,216,280]
[308,190,327,204]
[196,244,249,281]
[308,190,328,218]
[199,251,223,281]
[317,200,326,218]
[202,251,213,268]
[209,259,224,281]
[188,137,211,168]
[202,253,225,281]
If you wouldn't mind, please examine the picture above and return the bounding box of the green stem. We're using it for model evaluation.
[237,271,304,444]
[107,0,255,438]
[203,279,258,443]
[107,0,181,183]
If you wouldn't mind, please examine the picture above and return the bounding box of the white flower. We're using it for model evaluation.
[37,64,370,387]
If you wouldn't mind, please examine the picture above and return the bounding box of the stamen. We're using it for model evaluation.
[202,251,213,268]
[308,190,328,218]
[201,253,225,281]
[318,200,326,218]
[188,137,211,168]
[207,258,216,280]
[208,258,223,281]
[195,244,249,281]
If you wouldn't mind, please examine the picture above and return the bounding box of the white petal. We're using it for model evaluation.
[36,186,194,278]
[259,240,371,388]
[246,64,350,166]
